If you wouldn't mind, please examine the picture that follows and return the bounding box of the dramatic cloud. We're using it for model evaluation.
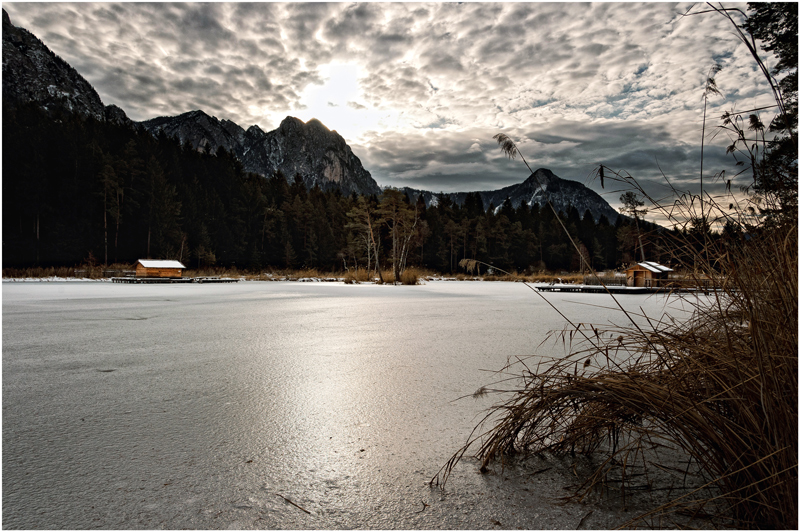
[5,2,776,219]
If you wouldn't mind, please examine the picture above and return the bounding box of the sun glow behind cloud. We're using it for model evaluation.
[291,62,398,141]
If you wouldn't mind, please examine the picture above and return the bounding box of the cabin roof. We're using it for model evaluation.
[630,261,673,273]
[137,260,185,269]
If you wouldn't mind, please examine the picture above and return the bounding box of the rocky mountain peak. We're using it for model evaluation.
[278,115,304,132]
[2,8,106,121]
[402,167,619,223]
[103,104,134,127]
[141,110,243,155]
[245,116,381,196]
[306,118,331,132]
[526,168,557,185]
[245,124,266,139]
[516,168,618,222]
[276,116,346,149]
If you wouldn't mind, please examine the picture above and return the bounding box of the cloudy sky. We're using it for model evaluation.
[4,2,780,216]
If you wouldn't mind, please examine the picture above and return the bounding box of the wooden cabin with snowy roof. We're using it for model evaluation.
[135,260,186,278]
[625,261,673,288]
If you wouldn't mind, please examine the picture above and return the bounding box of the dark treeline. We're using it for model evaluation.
[5,103,678,273]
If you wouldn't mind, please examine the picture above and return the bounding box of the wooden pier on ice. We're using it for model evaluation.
[534,262,715,294]
[111,277,239,284]
[534,283,651,294]
[534,283,713,294]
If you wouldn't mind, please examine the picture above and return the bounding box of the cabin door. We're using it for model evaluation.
[634,270,645,287]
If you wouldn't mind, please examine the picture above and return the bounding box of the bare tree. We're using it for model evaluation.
[378,188,419,283]
[619,191,648,262]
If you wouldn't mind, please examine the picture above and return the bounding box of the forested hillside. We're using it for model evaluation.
[3,103,669,273]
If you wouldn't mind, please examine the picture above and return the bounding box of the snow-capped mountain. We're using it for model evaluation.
[402,168,619,223]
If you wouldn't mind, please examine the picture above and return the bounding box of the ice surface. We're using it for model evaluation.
[2,281,695,529]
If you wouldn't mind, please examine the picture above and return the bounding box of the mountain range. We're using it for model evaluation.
[141,110,382,197]
[2,8,619,223]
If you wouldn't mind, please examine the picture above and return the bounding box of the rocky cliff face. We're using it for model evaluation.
[246,117,382,197]
[403,168,620,223]
[103,104,135,127]
[142,110,244,155]
[3,9,101,120]
[3,9,133,127]
[141,112,382,197]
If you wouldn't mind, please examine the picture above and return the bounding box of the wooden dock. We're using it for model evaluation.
[111,277,239,284]
[534,283,713,294]
[534,283,651,294]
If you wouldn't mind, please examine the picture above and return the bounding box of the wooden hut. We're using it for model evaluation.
[625,261,673,288]
[135,260,186,278]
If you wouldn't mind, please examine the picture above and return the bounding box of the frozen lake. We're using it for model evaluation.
[3,280,695,529]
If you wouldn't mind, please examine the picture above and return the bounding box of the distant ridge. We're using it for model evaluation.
[402,168,619,223]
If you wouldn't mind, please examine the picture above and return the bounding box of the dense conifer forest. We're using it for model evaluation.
[4,103,677,274]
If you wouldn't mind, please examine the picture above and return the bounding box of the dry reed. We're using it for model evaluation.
[400,267,421,285]
[2,263,136,279]
[3,266,78,278]
[343,269,373,284]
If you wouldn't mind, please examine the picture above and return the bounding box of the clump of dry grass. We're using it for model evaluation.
[526,272,585,284]
[400,267,421,285]
[343,268,373,284]
[3,266,77,278]
[442,220,797,527]
[375,269,396,284]
[277,268,320,280]
[3,262,136,279]
[372,267,425,285]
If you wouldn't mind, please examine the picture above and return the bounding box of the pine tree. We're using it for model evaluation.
[743,2,798,219]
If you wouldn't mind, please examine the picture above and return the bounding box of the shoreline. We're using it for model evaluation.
[1,275,508,283]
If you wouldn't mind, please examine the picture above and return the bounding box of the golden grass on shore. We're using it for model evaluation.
[3,264,586,284]
[2,263,134,279]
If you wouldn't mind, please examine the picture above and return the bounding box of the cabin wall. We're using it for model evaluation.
[135,264,182,278]
[626,266,655,287]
